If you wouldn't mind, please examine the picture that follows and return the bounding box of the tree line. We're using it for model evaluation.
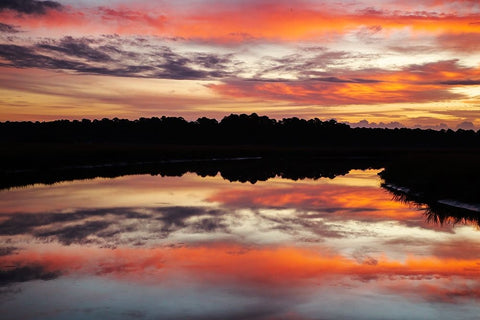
[1,113,479,148]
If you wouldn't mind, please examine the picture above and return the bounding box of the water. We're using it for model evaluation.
[1,169,479,320]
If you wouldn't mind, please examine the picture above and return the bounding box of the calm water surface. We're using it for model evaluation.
[1,169,479,320]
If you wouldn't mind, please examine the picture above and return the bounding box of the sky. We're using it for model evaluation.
[0,0,479,129]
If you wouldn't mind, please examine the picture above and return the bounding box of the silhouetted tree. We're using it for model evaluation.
[1,113,479,148]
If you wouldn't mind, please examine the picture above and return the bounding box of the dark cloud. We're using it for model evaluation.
[191,217,228,233]
[0,23,20,33]
[312,77,381,84]
[0,265,60,286]
[255,210,366,239]
[193,53,231,69]
[0,0,62,15]
[0,206,229,245]
[0,43,131,76]
[0,43,88,70]
[269,51,353,75]
[0,207,148,236]
[35,220,111,245]
[358,7,384,15]
[346,119,406,129]
[0,201,378,246]
[37,37,113,62]
[0,247,18,256]
[352,247,378,266]
[0,37,233,80]
[439,79,480,85]
[156,60,213,80]
[154,47,229,79]
[254,50,381,82]
[154,206,228,234]
[274,217,346,238]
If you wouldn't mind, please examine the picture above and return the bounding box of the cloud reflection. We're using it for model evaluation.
[1,171,480,319]
[2,243,480,305]
[207,183,426,225]
[0,206,232,246]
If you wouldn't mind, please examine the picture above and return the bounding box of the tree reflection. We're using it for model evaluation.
[0,157,380,189]
[383,184,480,227]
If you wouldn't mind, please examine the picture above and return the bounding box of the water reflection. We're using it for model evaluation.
[1,169,480,319]
[384,184,480,228]
[0,157,378,190]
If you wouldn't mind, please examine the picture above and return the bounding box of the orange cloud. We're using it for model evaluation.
[209,80,458,105]
[207,184,420,222]
[1,2,479,41]
[3,244,480,288]
[209,61,480,105]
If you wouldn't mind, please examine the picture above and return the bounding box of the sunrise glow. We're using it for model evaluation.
[0,0,479,128]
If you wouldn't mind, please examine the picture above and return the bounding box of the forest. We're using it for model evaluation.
[2,113,480,148]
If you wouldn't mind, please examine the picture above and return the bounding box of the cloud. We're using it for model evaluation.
[433,109,480,120]
[0,37,234,80]
[456,121,475,130]
[35,220,112,245]
[388,45,437,54]
[439,79,480,85]
[346,118,478,132]
[96,6,167,33]
[0,265,60,286]
[161,2,480,42]
[0,22,20,33]
[209,60,480,105]
[193,53,232,69]
[346,120,406,129]
[0,0,478,42]
[1,208,120,233]
[4,243,480,299]
[0,0,62,15]
[352,247,379,266]
[384,237,431,247]
[155,57,215,80]
[412,123,450,130]
[253,210,348,239]
[154,206,228,234]
[0,43,92,70]
[208,78,460,106]
[436,32,480,52]
[0,207,147,236]
[312,77,382,84]
[0,206,230,246]
[432,240,480,261]
[0,1,478,125]
[37,36,113,62]
[0,246,18,256]
[255,50,379,81]
[206,184,425,228]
